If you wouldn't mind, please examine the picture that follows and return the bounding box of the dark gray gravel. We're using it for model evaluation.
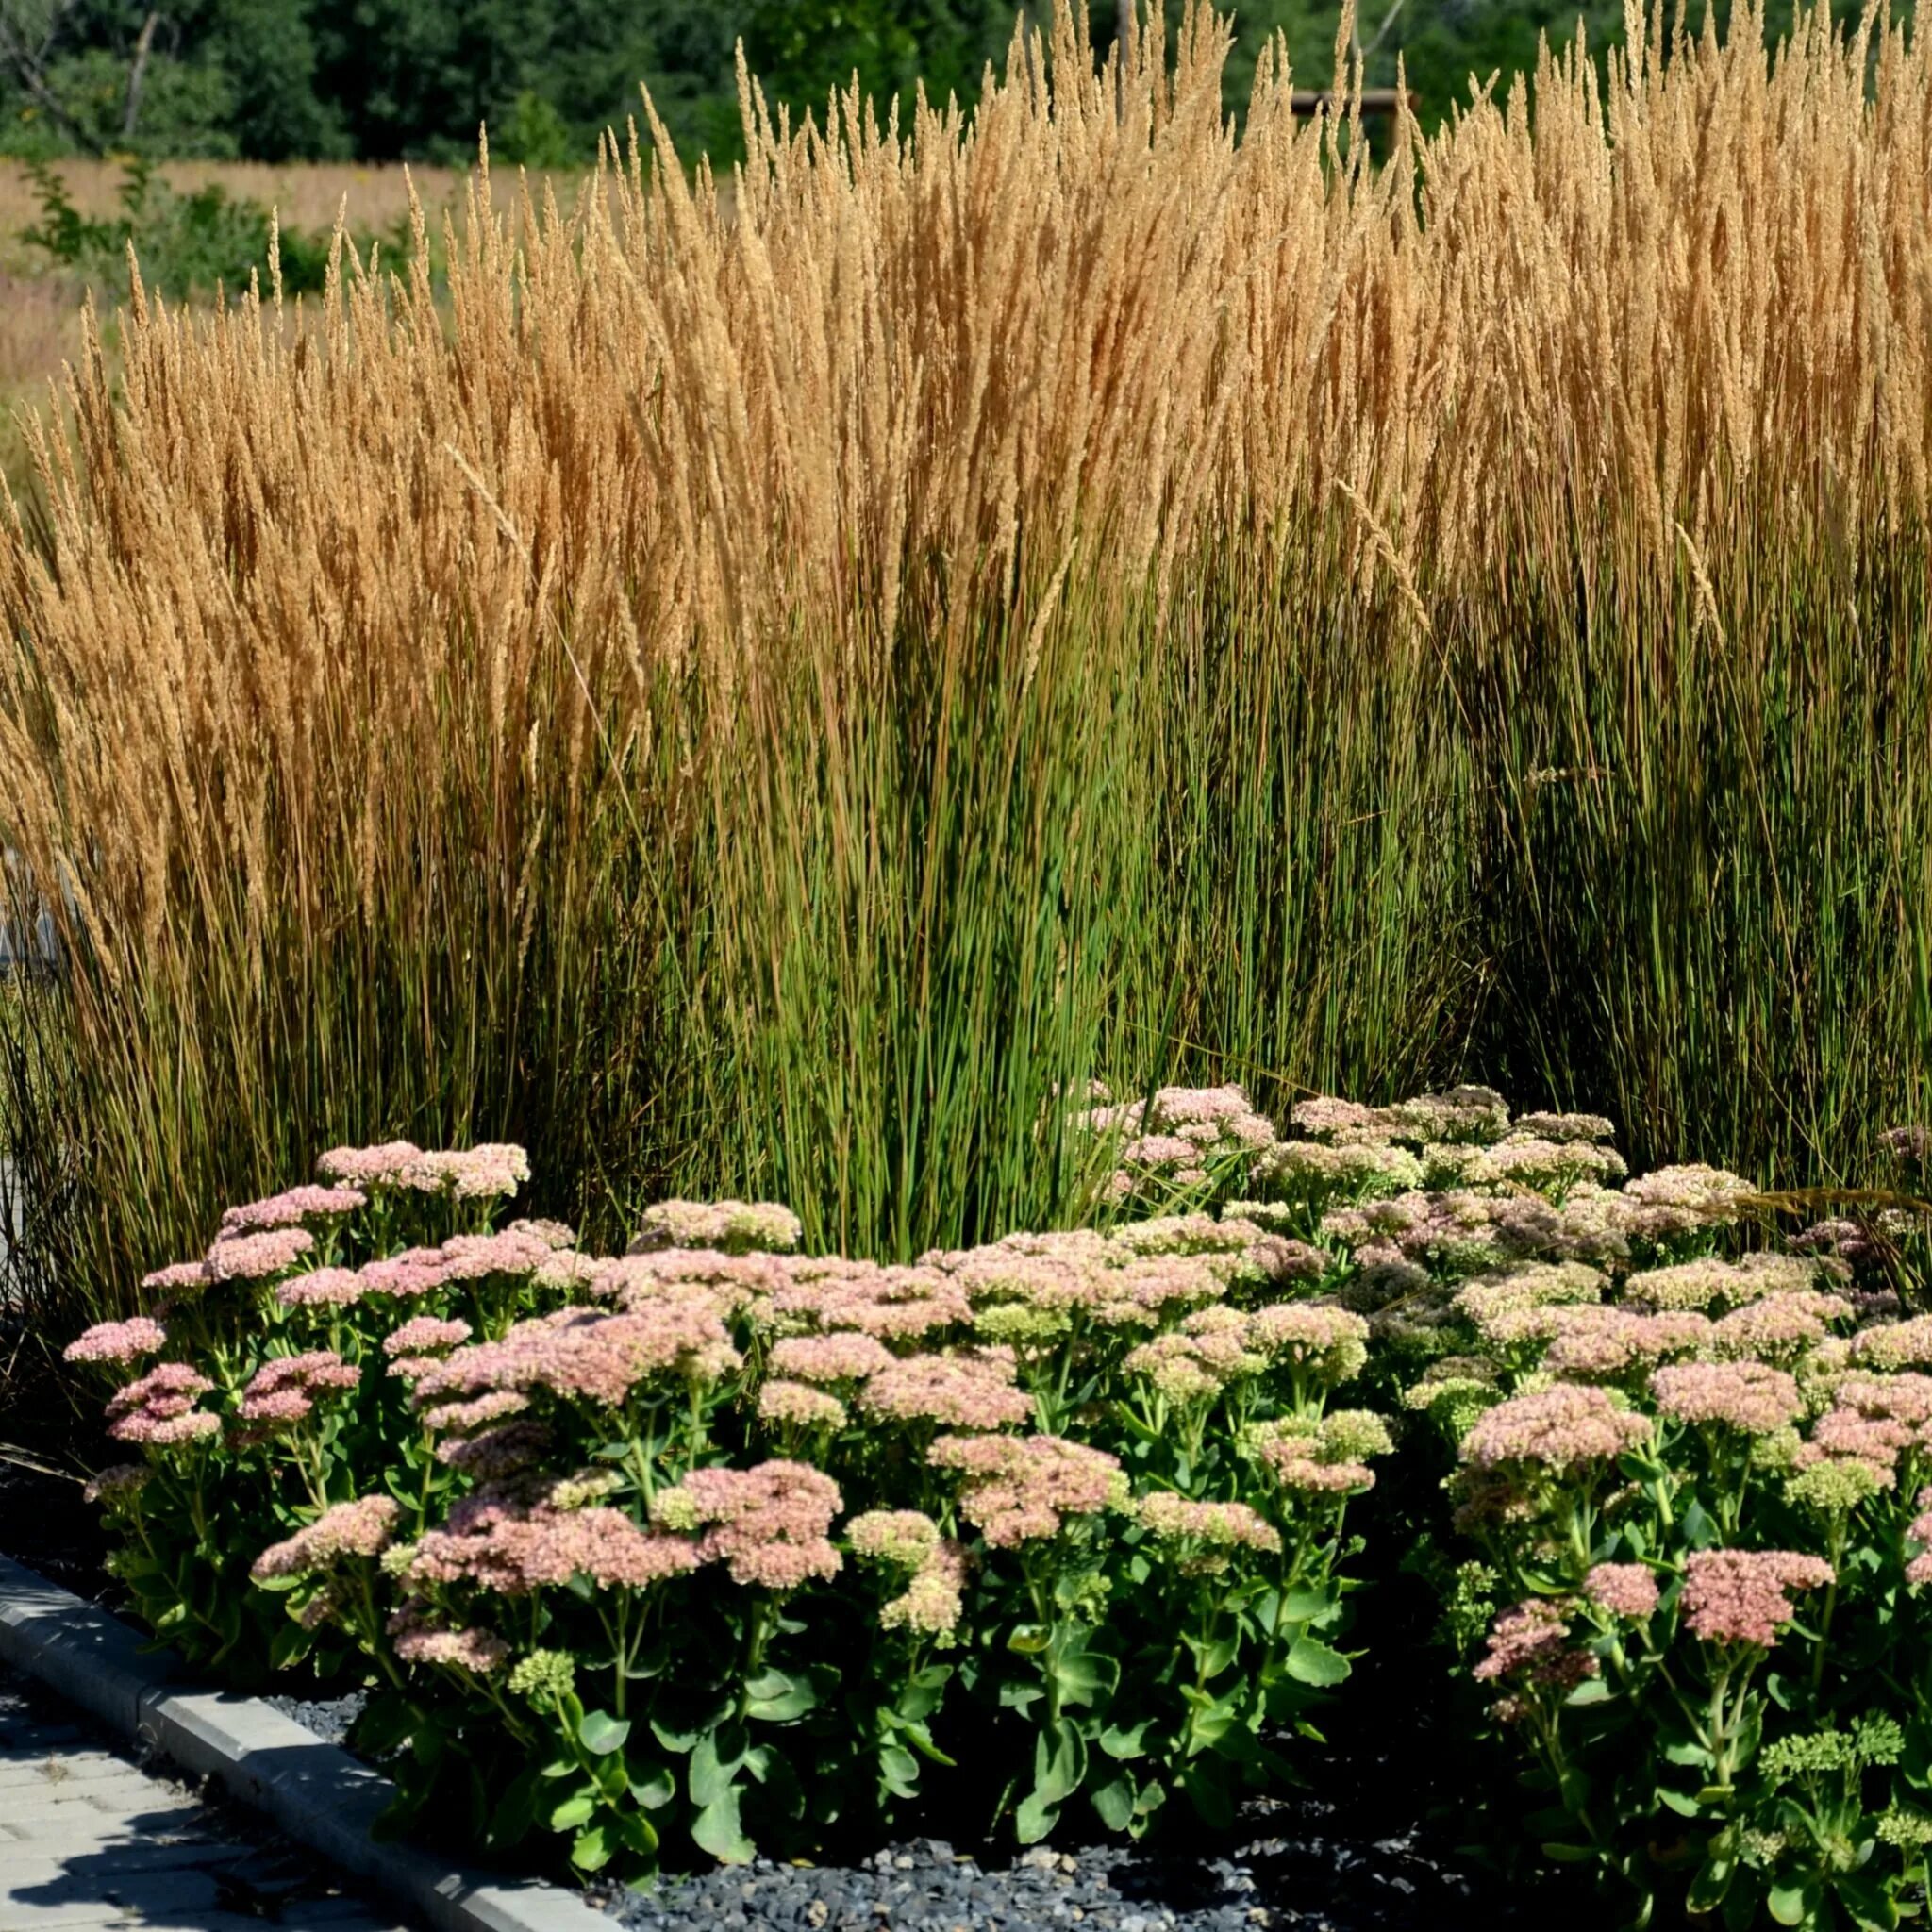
[264,1689,366,1745]
[260,1694,1555,1931]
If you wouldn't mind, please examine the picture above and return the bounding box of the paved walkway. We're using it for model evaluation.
[0,1666,416,1932]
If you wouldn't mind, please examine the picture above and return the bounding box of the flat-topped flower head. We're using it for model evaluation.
[356,1248,450,1299]
[415,1304,740,1408]
[221,1186,365,1235]
[1584,1562,1659,1620]
[1712,1291,1856,1363]
[407,1492,701,1597]
[252,1496,400,1580]
[1135,1493,1282,1556]
[758,1379,848,1428]
[1459,1384,1650,1474]
[846,1509,944,1569]
[239,1349,359,1424]
[860,1352,1033,1428]
[1516,1112,1618,1144]
[1680,1549,1833,1646]
[1618,1165,1757,1241]
[629,1199,804,1255]
[387,1613,510,1674]
[382,1316,473,1357]
[317,1141,425,1187]
[928,1433,1123,1546]
[1252,1409,1391,1494]
[1465,1136,1627,1192]
[880,1541,968,1636]
[408,1144,530,1201]
[276,1268,369,1309]
[1124,1327,1265,1404]
[1543,1307,1712,1377]
[64,1317,167,1365]
[436,1229,559,1283]
[107,1362,218,1444]
[1474,1597,1584,1683]
[1650,1360,1804,1434]
[1289,1097,1405,1143]
[1854,1317,1932,1374]
[654,1460,843,1591]
[1242,1303,1370,1382]
[1623,1253,1821,1313]
[769,1333,896,1384]
[205,1227,315,1281]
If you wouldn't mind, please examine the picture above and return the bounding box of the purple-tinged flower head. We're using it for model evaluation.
[629,1199,805,1256]
[1854,1317,1932,1374]
[1459,1384,1650,1474]
[653,1460,843,1591]
[106,1362,218,1445]
[1474,1598,1597,1698]
[1542,1307,1713,1377]
[317,1141,425,1188]
[276,1268,369,1310]
[769,1333,896,1384]
[1109,1214,1257,1260]
[758,1380,848,1428]
[1882,1125,1932,1163]
[1617,1165,1757,1241]
[1832,1373,1932,1426]
[405,1145,531,1201]
[406,1493,700,1596]
[928,1434,1123,1547]
[221,1186,366,1236]
[436,1228,558,1283]
[1089,1255,1227,1329]
[252,1497,400,1581]
[1135,1492,1282,1556]
[774,1265,973,1341]
[205,1226,315,1282]
[140,1259,209,1295]
[1516,1112,1619,1144]
[1391,1087,1512,1146]
[354,1247,450,1299]
[1289,1097,1406,1143]
[238,1350,359,1425]
[596,1249,791,1318]
[1584,1562,1659,1620]
[415,1304,740,1410]
[383,1316,473,1357]
[82,1464,151,1506]
[507,1217,577,1250]
[1465,1135,1627,1193]
[1624,1253,1821,1313]
[1680,1549,1834,1645]
[1790,1219,1888,1273]
[386,1607,511,1674]
[423,1390,531,1434]
[64,1317,167,1365]
[1711,1290,1856,1364]
[1650,1360,1805,1434]
[434,1420,551,1475]
[1794,1404,1912,1478]
[859,1352,1034,1429]
[1242,1303,1370,1383]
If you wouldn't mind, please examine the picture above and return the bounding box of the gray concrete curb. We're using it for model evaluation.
[0,1555,609,1932]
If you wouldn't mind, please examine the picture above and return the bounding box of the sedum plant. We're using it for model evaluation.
[62,1089,1392,1876]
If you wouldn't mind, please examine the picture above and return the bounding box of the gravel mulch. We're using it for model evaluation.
[262,1688,1563,1932]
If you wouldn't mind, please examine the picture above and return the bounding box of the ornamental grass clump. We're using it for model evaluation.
[67,1106,1391,1874]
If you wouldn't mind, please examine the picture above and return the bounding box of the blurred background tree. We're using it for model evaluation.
[0,0,1911,164]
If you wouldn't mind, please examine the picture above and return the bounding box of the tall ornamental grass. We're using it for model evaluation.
[3,0,1932,1336]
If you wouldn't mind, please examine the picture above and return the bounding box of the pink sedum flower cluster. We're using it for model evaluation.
[1678,1549,1834,1646]
[654,1460,844,1591]
[928,1434,1123,1546]
[253,1496,401,1580]
[108,1363,219,1444]
[239,1350,359,1424]
[65,1317,168,1365]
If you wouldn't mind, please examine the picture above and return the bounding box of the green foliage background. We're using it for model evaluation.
[2,0,1910,167]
